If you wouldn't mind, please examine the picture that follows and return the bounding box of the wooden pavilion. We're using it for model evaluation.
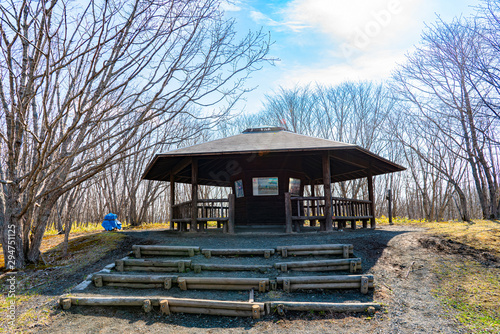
[142,127,405,233]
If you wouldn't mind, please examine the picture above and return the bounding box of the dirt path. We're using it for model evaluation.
[38,226,468,333]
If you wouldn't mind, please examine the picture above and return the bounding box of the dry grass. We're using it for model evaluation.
[386,218,500,333]
[0,232,126,333]
[378,217,500,256]
[424,220,500,332]
[422,219,500,257]
[432,259,500,333]
[1,221,172,269]
[378,217,500,332]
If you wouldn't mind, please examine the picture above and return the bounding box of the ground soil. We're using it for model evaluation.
[27,225,495,333]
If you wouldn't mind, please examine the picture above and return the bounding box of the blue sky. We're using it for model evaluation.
[223,0,482,114]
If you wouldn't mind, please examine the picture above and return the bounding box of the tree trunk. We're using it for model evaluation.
[27,197,57,264]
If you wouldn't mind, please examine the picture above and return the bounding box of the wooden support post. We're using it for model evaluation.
[178,261,185,273]
[270,280,277,291]
[282,248,288,258]
[285,192,292,233]
[134,246,141,259]
[277,304,285,316]
[143,299,152,313]
[252,305,261,319]
[191,158,199,232]
[343,245,349,259]
[178,278,187,290]
[116,260,124,272]
[387,188,393,225]
[280,264,288,272]
[310,182,317,226]
[322,152,333,232]
[264,250,271,259]
[227,194,235,234]
[164,278,172,290]
[160,300,170,315]
[188,248,195,257]
[93,276,103,287]
[360,276,369,294]
[283,279,290,293]
[170,173,175,230]
[204,250,212,259]
[350,260,357,273]
[61,298,71,310]
[259,280,266,293]
[367,171,376,229]
[193,265,201,273]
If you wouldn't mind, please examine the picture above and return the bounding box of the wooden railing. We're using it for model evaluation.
[288,194,373,231]
[331,197,371,219]
[172,199,229,221]
[171,200,192,222]
[197,199,229,221]
[171,197,234,233]
[290,196,326,220]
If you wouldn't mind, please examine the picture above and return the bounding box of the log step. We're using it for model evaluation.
[59,296,379,317]
[195,264,273,273]
[277,274,374,294]
[265,301,380,315]
[276,244,354,258]
[275,258,362,272]
[116,259,191,273]
[177,277,270,292]
[201,249,275,258]
[132,245,200,258]
[92,274,177,289]
[59,296,264,318]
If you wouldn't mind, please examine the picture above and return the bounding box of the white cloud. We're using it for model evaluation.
[277,49,408,87]
[249,10,310,32]
[284,0,423,50]
[221,0,242,12]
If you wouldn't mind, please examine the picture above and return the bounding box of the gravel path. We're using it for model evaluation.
[40,226,467,334]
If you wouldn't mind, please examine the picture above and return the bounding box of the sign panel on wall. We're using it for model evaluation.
[252,177,279,196]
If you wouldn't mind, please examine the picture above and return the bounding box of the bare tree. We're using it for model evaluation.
[0,0,271,268]
[391,16,499,219]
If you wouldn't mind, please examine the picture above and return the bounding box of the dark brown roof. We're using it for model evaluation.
[158,127,355,156]
[143,128,405,185]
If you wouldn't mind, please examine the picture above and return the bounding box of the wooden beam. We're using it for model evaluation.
[171,157,192,176]
[367,170,376,229]
[329,153,369,169]
[169,173,175,230]
[191,158,198,232]
[322,152,333,232]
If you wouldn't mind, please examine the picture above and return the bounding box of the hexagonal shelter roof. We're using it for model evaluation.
[142,127,405,185]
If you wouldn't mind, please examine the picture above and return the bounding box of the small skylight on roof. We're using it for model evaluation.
[242,126,285,133]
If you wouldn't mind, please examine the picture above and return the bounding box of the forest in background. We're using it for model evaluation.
[1,0,499,269]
